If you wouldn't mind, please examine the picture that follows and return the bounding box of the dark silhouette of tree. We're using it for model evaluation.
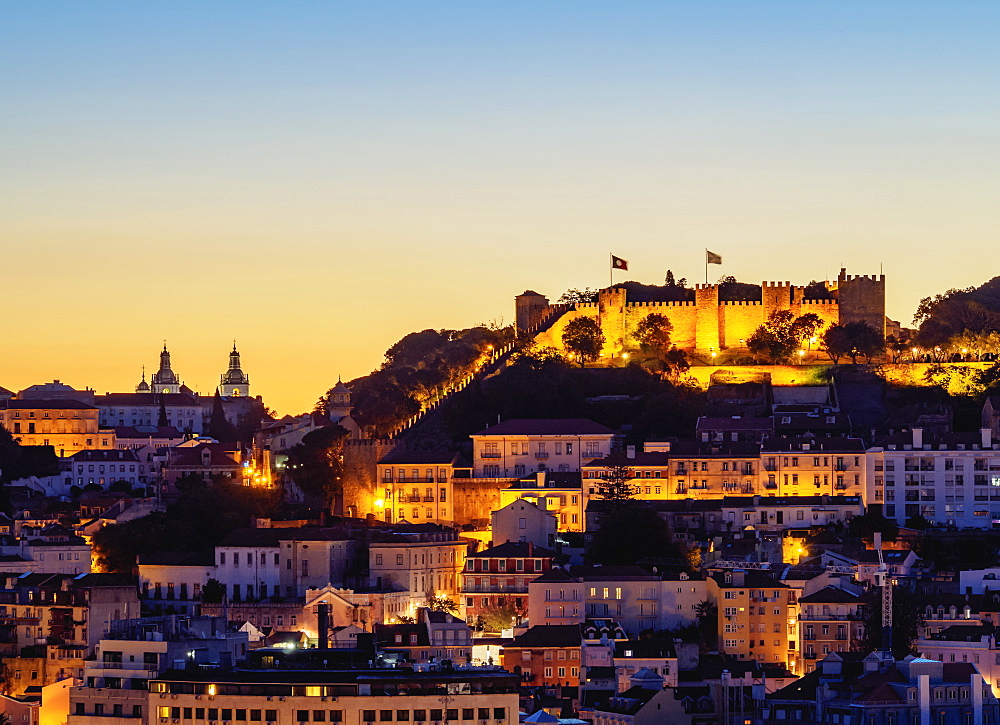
[284,425,349,505]
[860,585,922,658]
[562,317,605,366]
[664,270,676,286]
[596,451,635,505]
[588,502,682,566]
[158,396,168,427]
[557,288,599,305]
[201,578,225,603]
[823,322,884,364]
[803,280,834,299]
[694,600,718,648]
[885,334,910,363]
[847,510,899,541]
[208,389,237,442]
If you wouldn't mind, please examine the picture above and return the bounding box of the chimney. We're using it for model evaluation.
[918,673,931,725]
[982,428,993,449]
[972,672,984,725]
[536,471,546,487]
[527,541,534,557]
[912,428,923,450]
[626,445,636,460]
[317,601,330,649]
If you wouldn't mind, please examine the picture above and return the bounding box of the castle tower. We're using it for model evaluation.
[219,343,250,397]
[515,290,550,333]
[695,284,721,352]
[837,268,887,335]
[135,366,151,394]
[327,378,353,421]
[151,343,181,394]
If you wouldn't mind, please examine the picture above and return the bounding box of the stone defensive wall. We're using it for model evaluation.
[526,278,850,356]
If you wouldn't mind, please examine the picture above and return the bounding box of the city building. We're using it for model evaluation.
[367,525,466,618]
[501,624,582,691]
[147,665,520,725]
[759,435,866,498]
[376,450,465,526]
[491,498,557,549]
[0,399,114,457]
[707,569,796,671]
[219,344,251,397]
[764,651,1000,724]
[97,392,203,434]
[462,541,555,624]
[867,428,1000,528]
[470,418,615,479]
[797,584,865,672]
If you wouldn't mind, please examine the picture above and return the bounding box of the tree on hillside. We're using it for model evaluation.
[284,425,349,504]
[208,389,237,442]
[803,280,834,299]
[664,270,688,288]
[822,321,884,364]
[588,502,683,566]
[860,584,922,659]
[634,313,673,363]
[558,288,599,305]
[885,334,911,363]
[562,317,605,366]
[747,310,823,363]
[596,451,636,505]
[477,602,523,632]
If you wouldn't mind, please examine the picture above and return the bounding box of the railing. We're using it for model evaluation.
[763,463,778,471]
[481,452,501,459]
[834,463,848,471]
[423,496,435,502]
[396,477,436,483]
[535,452,549,459]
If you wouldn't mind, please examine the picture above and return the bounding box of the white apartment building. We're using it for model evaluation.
[867,428,1000,528]
[470,418,615,478]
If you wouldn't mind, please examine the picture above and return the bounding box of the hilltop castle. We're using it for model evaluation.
[518,268,889,357]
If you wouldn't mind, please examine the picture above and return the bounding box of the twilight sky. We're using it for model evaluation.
[2,2,999,414]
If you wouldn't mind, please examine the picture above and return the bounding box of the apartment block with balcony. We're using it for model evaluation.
[500,624,582,691]
[498,472,584,532]
[867,427,1000,528]
[528,569,585,627]
[470,418,615,479]
[68,616,248,725]
[148,666,520,725]
[759,435,866,498]
[708,569,796,671]
[375,450,466,526]
[797,585,865,673]
[462,541,555,624]
[368,526,466,620]
[661,440,761,499]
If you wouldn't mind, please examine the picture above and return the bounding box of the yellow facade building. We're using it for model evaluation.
[0,400,115,457]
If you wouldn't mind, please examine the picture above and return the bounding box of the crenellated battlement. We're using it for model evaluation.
[519,267,884,354]
[625,300,696,307]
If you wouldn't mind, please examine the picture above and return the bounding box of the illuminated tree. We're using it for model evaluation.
[557,288,599,305]
[562,317,605,366]
[747,310,822,363]
[634,314,673,360]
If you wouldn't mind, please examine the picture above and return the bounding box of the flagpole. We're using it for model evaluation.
[705,249,708,285]
[610,253,613,288]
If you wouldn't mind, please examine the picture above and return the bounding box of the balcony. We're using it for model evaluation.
[396,477,435,483]
[763,463,778,472]
[423,496,435,502]
[535,452,549,459]
[481,452,501,459]
[834,463,848,472]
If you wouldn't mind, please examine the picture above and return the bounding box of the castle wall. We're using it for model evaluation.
[622,300,698,350]
[718,301,765,350]
[340,439,398,517]
[453,479,506,528]
[837,271,886,334]
[524,269,883,358]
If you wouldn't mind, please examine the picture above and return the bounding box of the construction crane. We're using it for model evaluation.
[873,532,893,659]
